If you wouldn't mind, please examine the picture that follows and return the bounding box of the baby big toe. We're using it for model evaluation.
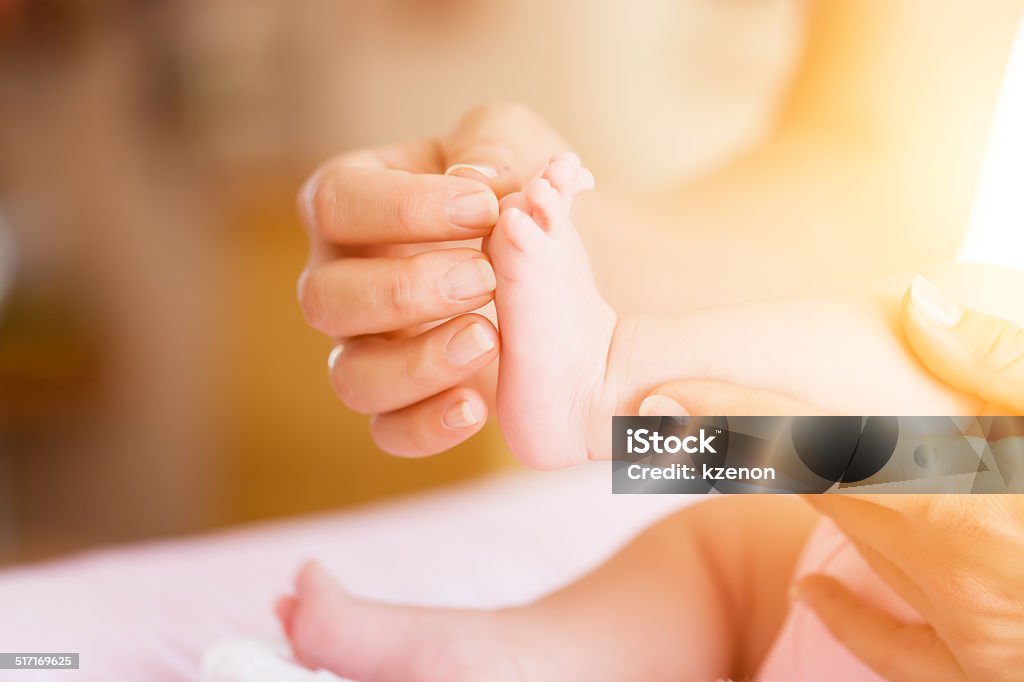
[493,207,545,259]
[543,153,582,197]
[573,167,595,194]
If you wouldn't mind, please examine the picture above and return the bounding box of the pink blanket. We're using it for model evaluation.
[0,465,689,681]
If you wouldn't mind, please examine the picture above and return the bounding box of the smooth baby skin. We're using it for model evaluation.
[488,153,978,468]
[486,152,616,469]
[279,495,818,682]
[601,282,982,453]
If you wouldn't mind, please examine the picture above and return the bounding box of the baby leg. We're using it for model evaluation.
[609,283,983,427]
[278,496,817,681]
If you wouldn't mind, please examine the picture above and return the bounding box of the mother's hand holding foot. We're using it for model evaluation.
[296,103,567,456]
[644,267,1024,682]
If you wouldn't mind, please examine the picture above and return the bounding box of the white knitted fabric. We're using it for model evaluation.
[201,638,345,682]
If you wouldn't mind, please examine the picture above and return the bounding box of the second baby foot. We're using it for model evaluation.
[487,153,617,469]
[278,561,531,682]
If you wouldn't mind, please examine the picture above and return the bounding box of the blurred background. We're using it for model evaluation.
[0,0,801,565]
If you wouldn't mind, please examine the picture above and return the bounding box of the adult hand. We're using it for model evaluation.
[297,102,568,456]
[640,378,1024,681]
[796,492,1024,682]
[793,271,1023,681]
[638,268,1024,681]
[903,272,1024,413]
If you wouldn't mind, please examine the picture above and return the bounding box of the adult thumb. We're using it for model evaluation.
[903,275,1024,413]
[442,101,569,197]
[638,379,825,417]
[793,574,966,682]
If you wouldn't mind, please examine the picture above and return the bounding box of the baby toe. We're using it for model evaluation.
[493,207,545,259]
[543,153,582,196]
[573,167,595,194]
[525,178,566,229]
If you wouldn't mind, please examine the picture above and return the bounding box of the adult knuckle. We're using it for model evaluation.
[380,265,418,317]
[395,191,424,237]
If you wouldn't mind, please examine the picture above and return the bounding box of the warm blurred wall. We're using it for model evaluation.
[0,1,224,563]
[0,0,799,564]
[185,0,800,187]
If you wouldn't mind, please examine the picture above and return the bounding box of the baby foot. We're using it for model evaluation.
[278,561,529,682]
[487,153,617,468]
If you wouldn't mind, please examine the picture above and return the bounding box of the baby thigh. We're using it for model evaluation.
[523,495,816,681]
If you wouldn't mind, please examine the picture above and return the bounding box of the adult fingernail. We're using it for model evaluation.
[910,275,963,328]
[442,400,479,429]
[445,323,495,367]
[297,268,310,304]
[445,164,499,181]
[441,258,496,301]
[447,191,499,229]
[327,344,344,371]
[639,395,689,417]
[299,173,321,226]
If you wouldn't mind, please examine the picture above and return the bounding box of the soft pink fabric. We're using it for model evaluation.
[0,465,689,681]
[1,473,923,681]
[758,518,925,681]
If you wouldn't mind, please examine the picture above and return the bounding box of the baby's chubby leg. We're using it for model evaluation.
[483,153,981,467]
[278,496,818,682]
[277,562,522,682]
[604,281,982,441]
